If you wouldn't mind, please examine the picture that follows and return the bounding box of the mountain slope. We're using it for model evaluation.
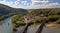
[0,4,27,16]
[0,4,27,21]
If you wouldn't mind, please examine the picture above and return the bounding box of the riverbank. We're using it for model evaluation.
[0,14,16,25]
[45,23,60,28]
[13,22,60,28]
[29,23,60,28]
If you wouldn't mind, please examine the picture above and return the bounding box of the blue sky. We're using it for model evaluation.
[0,0,60,9]
[0,0,60,3]
[49,0,60,3]
[0,0,59,3]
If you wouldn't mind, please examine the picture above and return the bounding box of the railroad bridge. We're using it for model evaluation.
[14,17,47,33]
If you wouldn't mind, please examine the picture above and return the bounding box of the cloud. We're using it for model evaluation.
[0,0,20,8]
[0,0,9,5]
[0,0,60,9]
[0,0,12,6]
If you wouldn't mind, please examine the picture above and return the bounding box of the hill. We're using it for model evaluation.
[0,4,28,21]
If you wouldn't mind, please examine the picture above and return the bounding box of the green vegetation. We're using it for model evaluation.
[47,15,60,22]
[56,19,60,24]
[12,14,25,24]
[12,8,60,25]
[0,4,27,24]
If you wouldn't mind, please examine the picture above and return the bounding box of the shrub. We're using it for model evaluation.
[47,15,60,22]
[30,17,44,23]
[56,19,60,24]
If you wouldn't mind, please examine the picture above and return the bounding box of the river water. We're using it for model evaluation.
[0,17,60,33]
[26,24,60,33]
[42,27,60,33]
[0,17,12,33]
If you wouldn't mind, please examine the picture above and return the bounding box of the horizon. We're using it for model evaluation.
[0,0,60,9]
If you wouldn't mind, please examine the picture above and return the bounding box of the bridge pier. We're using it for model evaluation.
[20,23,30,33]
[35,20,46,33]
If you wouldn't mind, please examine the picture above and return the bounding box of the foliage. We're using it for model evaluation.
[56,19,60,24]
[30,16,44,23]
[0,4,28,24]
[47,15,60,22]
[12,8,60,24]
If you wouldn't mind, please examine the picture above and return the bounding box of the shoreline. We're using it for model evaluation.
[45,23,60,28]
[13,22,60,28]
[30,23,60,28]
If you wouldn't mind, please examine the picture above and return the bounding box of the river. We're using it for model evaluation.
[27,24,60,33]
[0,17,12,33]
[0,16,60,33]
[15,24,60,33]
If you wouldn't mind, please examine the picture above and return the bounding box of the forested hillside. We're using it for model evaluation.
[0,4,28,24]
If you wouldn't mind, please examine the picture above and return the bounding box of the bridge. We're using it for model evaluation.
[14,16,47,33]
[19,20,46,33]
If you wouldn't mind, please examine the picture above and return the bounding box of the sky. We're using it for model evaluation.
[0,0,60,9]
